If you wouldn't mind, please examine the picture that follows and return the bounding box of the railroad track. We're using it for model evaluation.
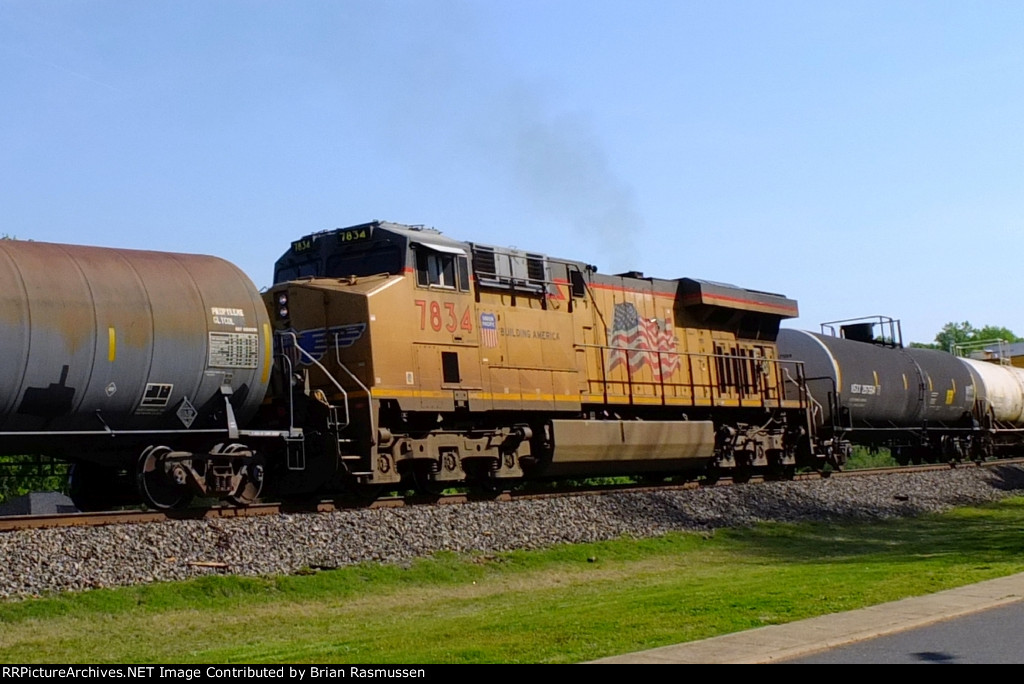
[3,458,1022,533]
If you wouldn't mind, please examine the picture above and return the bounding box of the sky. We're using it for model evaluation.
[3,0,1024,345]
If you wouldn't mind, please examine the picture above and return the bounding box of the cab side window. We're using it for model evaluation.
[416,249,470,291]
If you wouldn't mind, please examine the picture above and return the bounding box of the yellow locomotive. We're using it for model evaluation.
[265,220,824,496]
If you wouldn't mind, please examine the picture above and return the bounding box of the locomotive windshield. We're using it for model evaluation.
[275,246,402,282]
[273,222,406,283]
[274,221,471,286]
[324,246,402,279]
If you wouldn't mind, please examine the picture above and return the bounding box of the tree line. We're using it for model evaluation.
[910,321,1023,352]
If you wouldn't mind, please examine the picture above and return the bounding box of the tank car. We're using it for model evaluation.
[958,356,1024,457]
[778,316,1024,463]
[0,240,286,510]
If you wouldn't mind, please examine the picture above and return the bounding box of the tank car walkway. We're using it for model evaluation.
[588,572,1024,664]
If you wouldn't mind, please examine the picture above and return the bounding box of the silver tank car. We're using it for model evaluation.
[0,239,272,455]
[777,328,975,429]
[960,358,1024,426]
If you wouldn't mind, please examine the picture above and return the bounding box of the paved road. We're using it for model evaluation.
[780,600,1024,663]
[589,573,1024,664]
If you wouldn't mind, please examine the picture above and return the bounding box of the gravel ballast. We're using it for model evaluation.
[3,465,1024,600]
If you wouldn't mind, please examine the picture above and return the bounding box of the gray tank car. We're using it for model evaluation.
[0,240,280,509]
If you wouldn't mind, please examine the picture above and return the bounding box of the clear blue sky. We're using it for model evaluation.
[3,0,1023,345]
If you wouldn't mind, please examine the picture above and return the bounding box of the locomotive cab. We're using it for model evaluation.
[266,222,536,494]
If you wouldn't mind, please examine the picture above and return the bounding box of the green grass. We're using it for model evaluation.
[844,446,898,469]
[3,497,1024,663]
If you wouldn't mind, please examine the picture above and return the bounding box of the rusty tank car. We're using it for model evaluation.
[0,240,283,510]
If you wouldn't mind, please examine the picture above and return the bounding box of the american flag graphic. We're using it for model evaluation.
[607,302,680,381]
[480,312,498,348]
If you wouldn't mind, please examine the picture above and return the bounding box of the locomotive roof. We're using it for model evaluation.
[286,221,798,317]
[293,220,588,266]
[679,278,799,318]
[295,220,470,252]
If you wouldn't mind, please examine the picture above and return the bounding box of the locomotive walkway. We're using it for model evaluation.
[589,572,1024,664]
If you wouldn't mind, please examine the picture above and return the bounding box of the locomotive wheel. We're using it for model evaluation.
[137,445,192,510]
[700,464,722,486]
[470,472,509,496]
[410,463,446,497]
[731,466,752,484]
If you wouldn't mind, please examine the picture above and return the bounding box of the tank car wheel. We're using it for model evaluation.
[214,443,265,507]
[137,445,193,510]
[228,455,265,506]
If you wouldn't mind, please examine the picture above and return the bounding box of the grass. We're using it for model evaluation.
[844,446,898,469]
[3,496,1024,663]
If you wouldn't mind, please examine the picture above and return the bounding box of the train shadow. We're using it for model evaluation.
[590,465,1024,566]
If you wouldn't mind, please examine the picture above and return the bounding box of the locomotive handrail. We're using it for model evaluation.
[333,332,378,446]
[574,342,809,410]
[277,330,351,433]
[276,351,299,435]
[781,366,815,409]
[801,374,850,440]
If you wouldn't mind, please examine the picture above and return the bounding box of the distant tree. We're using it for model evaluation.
[910,321,1023,352]
[0,455,67,504]
[975,325,1022,344]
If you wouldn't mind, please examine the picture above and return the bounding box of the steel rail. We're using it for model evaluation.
[3,458,1023,533]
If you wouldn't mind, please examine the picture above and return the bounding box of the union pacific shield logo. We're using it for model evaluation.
[480,312,498,348]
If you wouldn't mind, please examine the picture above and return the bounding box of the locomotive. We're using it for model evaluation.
[267,221,821,498]
[1,220,1019,511]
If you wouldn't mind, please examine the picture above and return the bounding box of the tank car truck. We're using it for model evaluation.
[266,220,828,496]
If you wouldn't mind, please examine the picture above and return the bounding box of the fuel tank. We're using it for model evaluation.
[0,240,272,446]
[778,329,974,427]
